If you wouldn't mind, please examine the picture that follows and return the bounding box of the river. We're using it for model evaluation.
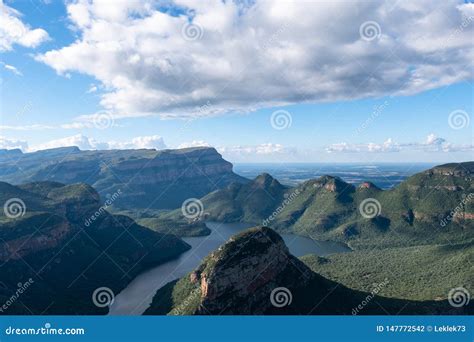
[109,222,351,315]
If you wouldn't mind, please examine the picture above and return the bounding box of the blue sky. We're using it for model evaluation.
[0,0,473,163]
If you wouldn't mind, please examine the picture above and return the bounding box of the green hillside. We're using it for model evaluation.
[0,181,190,314]
[190,162,473,248]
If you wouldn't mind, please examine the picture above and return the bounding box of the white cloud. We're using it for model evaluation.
[177,140,211,149]
[0,124,55,131]
[326,135,473,153]
[86,84,98,93]
[29,134,107,151]
[219,143,294,156]
[0,136,28,151]
[28,134,167,152]
[2,63,22,76]
[0,0,49,51]
[35,0,474,119]
[108,135,167,150]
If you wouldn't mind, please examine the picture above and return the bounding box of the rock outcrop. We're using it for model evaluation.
[189,227,312,314]
[0,147,248,209]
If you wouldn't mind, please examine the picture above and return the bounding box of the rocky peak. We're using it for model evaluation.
[358,181,380,190]
[426,162,473,177]
[188,226,313,314]
[313,175,353,193]
[252,173,284,190]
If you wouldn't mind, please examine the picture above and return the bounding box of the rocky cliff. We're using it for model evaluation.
[0,181,190,314]
[0,147,248,209]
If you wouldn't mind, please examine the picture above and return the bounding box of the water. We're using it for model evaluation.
[234,163,436,189]
[109,222,350,315]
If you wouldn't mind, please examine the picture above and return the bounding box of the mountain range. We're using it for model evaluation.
[192,163,474,248]
[0,146,472,315]
[0,147,247,209]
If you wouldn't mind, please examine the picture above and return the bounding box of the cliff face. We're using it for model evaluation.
[189,227,312,314]
[0,181,190,314]
[112,148,234,181]
[0,215,71,262]
[0,147,248,209]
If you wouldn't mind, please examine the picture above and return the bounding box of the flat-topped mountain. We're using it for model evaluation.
[0,147,248,209]
[0,181,190,314]
[189,162,473,247]
[145,227,466,315]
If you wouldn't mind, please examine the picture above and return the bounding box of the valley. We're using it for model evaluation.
[0,147,472,315]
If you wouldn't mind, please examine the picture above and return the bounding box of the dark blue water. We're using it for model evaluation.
[234,163,436,189]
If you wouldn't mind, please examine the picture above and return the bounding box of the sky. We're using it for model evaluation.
[0,0,473,163]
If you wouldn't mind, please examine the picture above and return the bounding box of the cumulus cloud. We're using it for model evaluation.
[0,0,49,51]
[326,134,473,153]
[217,143,298,162]
[177,140,211,149]
[29,134,108,151]
[28,134,167,152]
[35,0,474,119]
[108,135,167,150]
[0,136,28,151]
